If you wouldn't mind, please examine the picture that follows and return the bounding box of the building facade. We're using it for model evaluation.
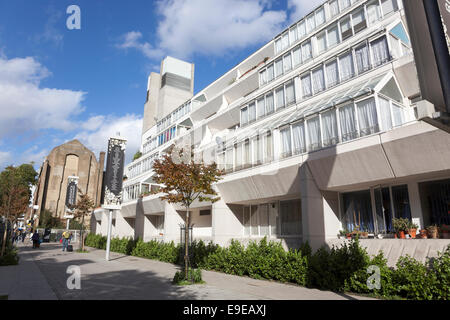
[93,0,450,253]
[33,140,105,225]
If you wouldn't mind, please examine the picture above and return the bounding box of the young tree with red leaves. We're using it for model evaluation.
[152,147,224,280]
[70,190,95,252]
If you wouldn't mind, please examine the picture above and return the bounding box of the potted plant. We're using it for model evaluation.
[393,218,408,239]
[426,225,439,239]
[419,229,428,239]
[407,221,419,239]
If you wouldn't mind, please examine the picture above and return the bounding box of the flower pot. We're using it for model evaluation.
[419,229,427,239]
[346,233,352,240]
[407,229,417,239]
[398,231,406,239]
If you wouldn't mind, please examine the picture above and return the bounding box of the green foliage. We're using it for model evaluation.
[131,239,179,264]
[110,237,137,255]
[84,233,107,249]
[38,209,65,229]
[133,151,142,161]
[392,218,409,232]
[173,268,203,285]
[0,243,19,266]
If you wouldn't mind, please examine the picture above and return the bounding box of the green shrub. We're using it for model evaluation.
[131,239,179,264]
[428,245,450,300]
[0,244,19,266]
[173,268,203,285]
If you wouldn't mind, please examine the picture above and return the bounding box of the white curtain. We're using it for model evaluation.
[321,110,338,146]
[293,46,301,66]
[378,96,393,130]
[339,104,357,141]
[267,64,274,82]
[326,60,339,87]
[298,21,306,39]
[371,36,389,66]
[292,121,306,154]
[276,87,285,109]
[302,41,312,61]
[257,97,265,118]
[340,0,351,9]
[226,148,233,171]
[367,1,381,24]
[339,52,354,81]
[307,14,316,33]
[281,127,292,157]
[253,136,262,165]
[264,132,273,162]
[355,44,370,74]
[357,98,379,136]
[290,27,298,45]
[275,39,282,53]
[329,0,339,17]
[248,103,256,122]
[266,93,274,114]
[241,107,248,125]
[302,74,312,98]
[275,58,283,77]
[259,70,266,85]
[312,67,325,94]
[392,103,404,126]
[283,53,292,72]
[327,25,339,47]
[315,7,325,26]
[282,33,289,50]
[286,81,295,105]
[381,0,397,16]
[235,143,243,169]
[317,34,326,53]
[307,116,321,150]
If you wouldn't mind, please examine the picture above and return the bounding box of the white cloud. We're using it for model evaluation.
[74,114,143,165]
[0,151,12,168]
[118,0,287,60]
[0,56,86,139]
[287,0,326,23]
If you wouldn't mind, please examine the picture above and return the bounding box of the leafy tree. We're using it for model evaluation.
[152,147,224,280]
[0,164,38,256]
[38,209,65,229]
[133,151,142,161]
[69,190,95,251]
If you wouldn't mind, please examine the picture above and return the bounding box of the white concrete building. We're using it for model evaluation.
[93,0,450,254]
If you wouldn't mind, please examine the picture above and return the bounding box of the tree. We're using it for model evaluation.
[69,190,95,251]
[152,147,224,280]
[133,151,142,161]
[0,164,38,256]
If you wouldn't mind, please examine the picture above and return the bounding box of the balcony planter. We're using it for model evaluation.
[397,231,406,239]
[407,229,417,238]
[419,229,428,239]
[426,226,439,239]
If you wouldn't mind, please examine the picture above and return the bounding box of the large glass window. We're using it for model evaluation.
[392,185,412,220]
[267,64,274,82]
[367,0,381,24]
[315,7,325,27]
[293,46,301,67]
[381,0,398,16]
[298,21,306,39]
[243,139,251,169]
[301,73,312,98]
[342,190,374,233]
[352,8,367,33]
[339,52,354,81]
[289,26,298,45]
[321,109,338,146]
[339,104,358,141]
[340,16,353,40]
[235,143,243,170]
[317,33,327,54]
[282,33,289,51]
[327,25,339,48]
[307,116,321,151]
[257,96,265,118]
[259,70,267,85]
[355,43,370,74]
[253,136,263,166]
[326,59,339,88]
[225,147,233,172]
[241,107,248,125]
[248,102,256,123]
[392,103,405,127]
[306,14,316,33]
[275,86,285,109]
[340,0,351,10]
[283,53,292,73]
[302,41,312,61]
[292,121,306,154]
[275,58,283,78]
[329,0,340,17]
[312,67,325,94]
[356,97,379,136]
[280,200,302,235]
[275,39,282,53]
[266,93,274,114]
[280,127,292,158]
[264,132,273,162]
[371,36,389,67]
[378,96,393,131]
[286,81,296,105]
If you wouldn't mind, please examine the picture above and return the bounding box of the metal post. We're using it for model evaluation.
[66,219,70,230]
[106,209,113,261]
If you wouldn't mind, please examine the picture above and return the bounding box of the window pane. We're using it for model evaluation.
[282,33,289,50]
[235,144,242,170]
[315,7,325,26]
[241,107,248,125]
[281,127,292,158]
[378,96,393,130]
[244,140,250,168]
[367,0,381,24]
[329,0,340,17]
[327,25,339,47]
[339,0,351,10]
[356,97,379,136]
[290,26,298,44]
[302,41,312,61]
[286,81,296,105]
[258,204,270,236]
[248,102,256,122]
[259,70,267,85]
[266,93,274,114]
[280,200,301,235]
[342,190,374,233]
[293,46,301,66]
[321,109,338,146]
[312,67,325,94]
[339,52,354,81]
[275,58,283,77]
[264,132,273,162]
[267,64,274,82]
[307,14,316,33]
[283,53,292,72]
[326,60,339,87]
[392,103,405,126]
[317,33,327,53]
[250,205,258,235]
[341,16,353,40]
[352,9,367,33]
[275,38,282,53]
[301,74,312,98]
[381,0,398,16]
[225,148,233,172]
[339,104,358,141]
[257,97,265,118]
[371,36,389,66]
[355,44,370,74]
[307,116,321,151]
[298,21,306,39]
[276,87,285,109]
[292,121,306,154]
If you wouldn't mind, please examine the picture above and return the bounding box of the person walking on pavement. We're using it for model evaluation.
[31,230,40,249]
[62,230,71,251]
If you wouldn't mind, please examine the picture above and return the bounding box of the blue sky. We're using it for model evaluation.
[0,0,323,169]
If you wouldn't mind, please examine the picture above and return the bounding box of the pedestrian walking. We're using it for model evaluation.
[22,231,26,242]
[62,230,71,251]
[31,230,40,249]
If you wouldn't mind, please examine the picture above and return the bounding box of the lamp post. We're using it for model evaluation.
[102,134,127,261]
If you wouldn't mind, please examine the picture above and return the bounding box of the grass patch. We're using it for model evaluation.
[76,249,89,253]
[173,268,204,285]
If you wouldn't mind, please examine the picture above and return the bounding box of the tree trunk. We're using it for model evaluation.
[80,214,85,252]
[1,212,10,257]
[184,207,190,281]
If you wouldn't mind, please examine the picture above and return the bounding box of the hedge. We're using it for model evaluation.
[84,233,450,300]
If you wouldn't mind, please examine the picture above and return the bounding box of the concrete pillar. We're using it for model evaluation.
[408,182,424,230]
[163,203,185,243]
[300,163,341,252]
[114,212,135,238]
[212,199,243,247]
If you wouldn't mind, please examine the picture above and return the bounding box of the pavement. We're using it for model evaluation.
[0,242,376,300]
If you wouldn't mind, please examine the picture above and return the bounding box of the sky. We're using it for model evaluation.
[0,0,324,170]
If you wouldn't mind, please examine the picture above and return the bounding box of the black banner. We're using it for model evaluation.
[65,181,77,207]
[105,142,125,197]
